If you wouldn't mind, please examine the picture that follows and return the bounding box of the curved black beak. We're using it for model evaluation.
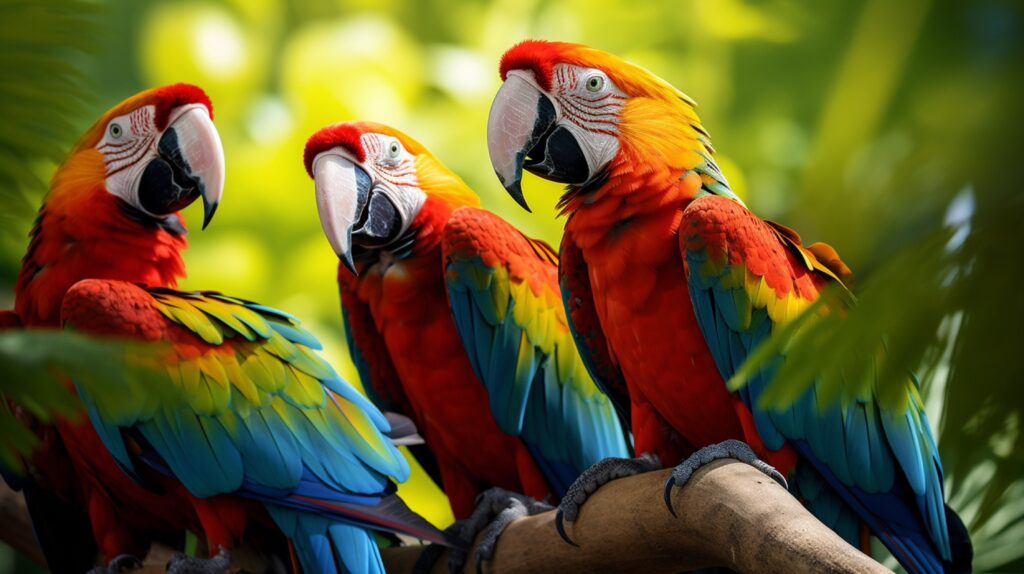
[138,106,224,230]
[487,72,590,212]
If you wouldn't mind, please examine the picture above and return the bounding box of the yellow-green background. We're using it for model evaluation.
[1,0,1022,572]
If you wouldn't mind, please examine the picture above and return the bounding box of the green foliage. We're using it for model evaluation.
[725,0,1024,568]
[0,0,1021,569]
[0,330,156,472]
[0,0,99,237]
[0,0,106,474]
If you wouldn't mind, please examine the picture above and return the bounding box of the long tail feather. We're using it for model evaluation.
[944,504,973,574]
[291,492,448,546]
[267,506,385,574]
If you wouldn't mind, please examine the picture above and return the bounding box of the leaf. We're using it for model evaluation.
[0,330,160,471]
[0,0,100,237]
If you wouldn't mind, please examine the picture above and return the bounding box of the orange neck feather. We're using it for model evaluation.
[15,148,188,327]
[407,151,480,256]
[563,97,713,244]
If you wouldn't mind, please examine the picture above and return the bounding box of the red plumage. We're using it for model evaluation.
[304,123,368,174]
[499,40,562,91]
[339,195,550,517]
[152,83,213,130]
[7,84,242,564]
[491,42,965,571]
[561,149,801,475]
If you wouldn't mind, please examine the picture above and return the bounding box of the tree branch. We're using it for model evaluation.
[0,460,888,573]
[382,460,889,574]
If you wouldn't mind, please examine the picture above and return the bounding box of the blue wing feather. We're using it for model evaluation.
[442,208,630,499]
[63,281,441,574]
[680,196,959,574]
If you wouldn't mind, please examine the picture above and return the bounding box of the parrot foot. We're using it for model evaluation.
[663,439,788,517]
[466,488,551,574]
[554,453,661,545]
[420,487,550,574]
[88,554,144,574]
[166,548,231,574]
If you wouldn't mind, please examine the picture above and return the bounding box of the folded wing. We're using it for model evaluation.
[680,194,957,574]
[442,207,630,497]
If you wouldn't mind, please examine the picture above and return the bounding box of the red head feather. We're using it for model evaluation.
[303,121,432,178]
[304,121,478,213]
[152,83,213,130]
[71,83,213,152]
[499,40,572,92]
[499,40,694,106]
[304,123,368,176]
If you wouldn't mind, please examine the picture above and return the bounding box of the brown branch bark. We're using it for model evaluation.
[0,481,45,565]
[1,460,890,574]
[383,460,890,574]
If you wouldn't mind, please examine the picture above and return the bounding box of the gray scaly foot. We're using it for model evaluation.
[88,554,144,574]
[166,548,230,574]
[440,487,551,574]
[469,489,551,574]
[555,454,661,545]
[663,439,788,516]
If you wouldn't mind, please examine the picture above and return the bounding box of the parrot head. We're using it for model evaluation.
[59,83,225,231]
[16,84,225,326]
[305,121,477,275]
[487,40,716,212]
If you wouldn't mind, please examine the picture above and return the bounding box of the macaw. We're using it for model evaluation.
[6,84,442,574]
[486,40,972,574]
[303,122,629,523]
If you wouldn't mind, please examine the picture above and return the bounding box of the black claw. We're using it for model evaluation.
[663,476,678,518]
[411,543,445,574]
[554,510,578,547]
[475,552,485,574]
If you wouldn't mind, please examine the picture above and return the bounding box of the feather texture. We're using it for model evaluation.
[442,207,630,496]
[681,194,952,573]
[61,280,443,573]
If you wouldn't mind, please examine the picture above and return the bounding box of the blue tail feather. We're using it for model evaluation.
[792,440,951,574]
[267,506,384,574]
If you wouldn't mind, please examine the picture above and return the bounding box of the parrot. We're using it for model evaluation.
[303,121,630,531]
[485,40,972,574]
[6,84,443,574]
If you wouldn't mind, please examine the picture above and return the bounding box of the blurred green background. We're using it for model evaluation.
[1,0,1022,571]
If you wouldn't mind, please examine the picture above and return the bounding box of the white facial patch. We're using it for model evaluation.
[96,105,158,211]
[360,133,426,237]
[550,64,627,179]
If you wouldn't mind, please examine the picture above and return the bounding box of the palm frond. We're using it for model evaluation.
[0,0,100,237]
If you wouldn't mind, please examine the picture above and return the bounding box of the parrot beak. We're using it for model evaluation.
[313,152,373,276]
[168,106,224,230]
[139,105,225,230]
[487,71,591,212]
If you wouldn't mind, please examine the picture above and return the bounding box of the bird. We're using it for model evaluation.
[485,40,972,574]
[304,121,629,560]
[5,83,442,574]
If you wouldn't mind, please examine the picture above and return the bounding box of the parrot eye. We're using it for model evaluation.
[386,140,401,160]
[109,122,123,139]
[585,75,605,93]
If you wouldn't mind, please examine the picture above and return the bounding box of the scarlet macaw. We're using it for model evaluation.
[7,85,441,574]
[486,41,971,574]
[304,122,629,525]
